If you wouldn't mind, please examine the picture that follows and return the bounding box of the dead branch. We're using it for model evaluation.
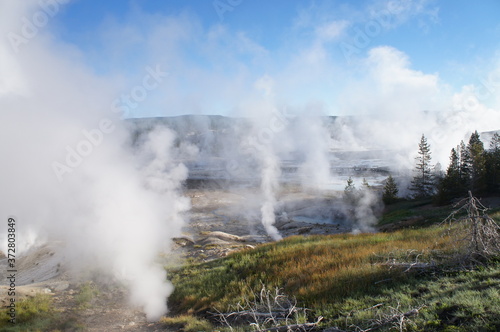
[379,247,439,275]
[212,307,235,332]
[358,303,426,332]
[256,316,323,332]
[382,261,437,273]
[212,285,315,331]
[373,278,392,285]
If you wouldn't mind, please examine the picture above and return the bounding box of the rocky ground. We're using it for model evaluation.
[175,186,351,261]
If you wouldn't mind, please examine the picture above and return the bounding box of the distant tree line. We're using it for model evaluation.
[437,131,500,203]
[380,131,500,205]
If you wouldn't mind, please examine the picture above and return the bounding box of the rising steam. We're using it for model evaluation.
[257,144,283,241]
[243,111,283,240]
[0,0,188,320]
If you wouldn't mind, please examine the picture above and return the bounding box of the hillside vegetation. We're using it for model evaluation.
[2,199,498,331]
[167,200,500,331]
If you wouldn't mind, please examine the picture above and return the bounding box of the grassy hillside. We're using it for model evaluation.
[3,199,498,331]
[168,202,500,331]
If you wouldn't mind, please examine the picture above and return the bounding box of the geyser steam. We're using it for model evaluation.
[0,0,188,320]
[243,114,283,241]
[241,80,285,241]
[257,144,283,241]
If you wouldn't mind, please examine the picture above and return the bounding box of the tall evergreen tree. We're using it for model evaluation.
[491,133,500,151]
[485,133,500,193]
[343,176,356,204]
[459,140,471,186]
[410,134,434,198]
[467,130,486,194]
[382,175,399,204]
[448,149,460,176]
[436,148,463,203]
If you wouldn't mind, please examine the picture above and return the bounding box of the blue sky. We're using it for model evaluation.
[35,0,500,117]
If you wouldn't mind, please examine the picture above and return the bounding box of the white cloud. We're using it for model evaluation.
[333,44,500,169]
[340,46,447,116]
[369,0,440,29]
[316,20,350,42]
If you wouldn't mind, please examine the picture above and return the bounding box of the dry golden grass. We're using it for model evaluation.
[168,222,500,331]
[168,226,452,313]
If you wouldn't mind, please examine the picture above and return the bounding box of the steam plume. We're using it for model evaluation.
[258,145,283,241]
[0,0,188,320]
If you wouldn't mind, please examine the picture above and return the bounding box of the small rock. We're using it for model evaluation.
[172,236,195,246]
[201,231,245,242]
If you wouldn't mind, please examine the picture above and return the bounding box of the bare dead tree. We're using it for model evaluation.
[211,285,321,331]
[442,191,500,267]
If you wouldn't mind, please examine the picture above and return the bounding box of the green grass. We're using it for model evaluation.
[159,315,213,331]
[325,264,500,331]
[0,294,59,332]
[0,285,96,331]
[168,226,500,331]
[379,199,455,226]
[74,282,100,309]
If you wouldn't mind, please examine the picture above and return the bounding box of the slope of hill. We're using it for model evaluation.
[167,203,500,331]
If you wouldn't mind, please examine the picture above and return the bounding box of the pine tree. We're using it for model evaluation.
[446,148,462,194]
[345,176,355,191]
[467,130,486,194]
[410,134,434,198]
[343,176,358,222]
[459,140,471,187]
[485,133,500,193]
[382,175,399,204]
[491,133,500,151]
[436,148,463,203]
[344,176,356,204]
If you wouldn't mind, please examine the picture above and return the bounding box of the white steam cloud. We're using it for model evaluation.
[241,90,285,240]
[254,137,282,241]
[235,78,339,240]
[292,113,334,189]
[0,1,188,321]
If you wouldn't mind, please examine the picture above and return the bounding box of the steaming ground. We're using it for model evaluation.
[180,184,352,258]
